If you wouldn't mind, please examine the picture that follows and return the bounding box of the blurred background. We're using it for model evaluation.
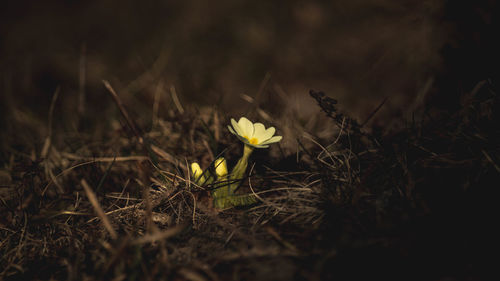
[1,0,498,128]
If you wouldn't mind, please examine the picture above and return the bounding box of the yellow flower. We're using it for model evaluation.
[228,117,282,148]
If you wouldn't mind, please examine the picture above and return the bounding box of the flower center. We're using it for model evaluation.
[244,136,259,145]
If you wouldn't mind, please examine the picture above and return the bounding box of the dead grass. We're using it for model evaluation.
[1,79,498,280]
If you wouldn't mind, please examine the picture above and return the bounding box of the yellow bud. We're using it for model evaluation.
[191,162,203,180]
[214,157,228,178]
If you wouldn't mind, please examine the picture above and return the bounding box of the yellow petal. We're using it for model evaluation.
[238,117,254,138]
[253,123,267,142]
[230,118,243,136]
[259,135,282,145]
[228,125,237,135]
[261,126,276,141]
[252,144,270,148]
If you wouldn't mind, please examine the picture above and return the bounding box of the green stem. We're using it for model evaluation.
[229,144,253,193]
[212,144,255,209]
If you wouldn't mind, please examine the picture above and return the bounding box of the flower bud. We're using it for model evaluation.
[214,157,228,178]
[190,162,207,185]
[191,162,202,178]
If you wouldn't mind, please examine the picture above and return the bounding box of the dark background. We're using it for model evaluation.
[2,0,497,125]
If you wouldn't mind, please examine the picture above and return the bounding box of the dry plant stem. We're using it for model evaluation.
[170,85,184,114]
[302,133,335,167]
[62,153,149,162]
[255,71,271,104]
[152,80,163,127]
[42,156,149,196]
[360,97,388,127]
[482,149,500,172]
[140,166,154,233]
[150,144,187,171]
[41,86,60,159]
[42,160,97,196]
[247,164,266,204]
[213,110,220,141]
[81,179,118,239]
[102,80,143,143]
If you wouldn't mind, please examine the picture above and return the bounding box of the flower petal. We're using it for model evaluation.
[260,126,276,142]
[228,125,236,136]
[235,134,251,145]
[259,135,282,145]
[253,144,269,148]
[238,117,254,138]
[230,118,242,136]
[253,123,267,141]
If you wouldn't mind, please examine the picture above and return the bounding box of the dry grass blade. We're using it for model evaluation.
[42,160,97,195]
[40,86,60,159]
[102,80,142,142]
[170,85,184,114]
[360,97,388,127]
[152,80,163,127]
[62,153,149,162]
[150,144,187,171]
[81,179,118,239]
[482,149,500,172]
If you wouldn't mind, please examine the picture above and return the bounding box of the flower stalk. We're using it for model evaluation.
[229,144,253,189]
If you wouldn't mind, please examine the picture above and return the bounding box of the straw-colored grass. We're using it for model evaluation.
[1,80,498,280]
